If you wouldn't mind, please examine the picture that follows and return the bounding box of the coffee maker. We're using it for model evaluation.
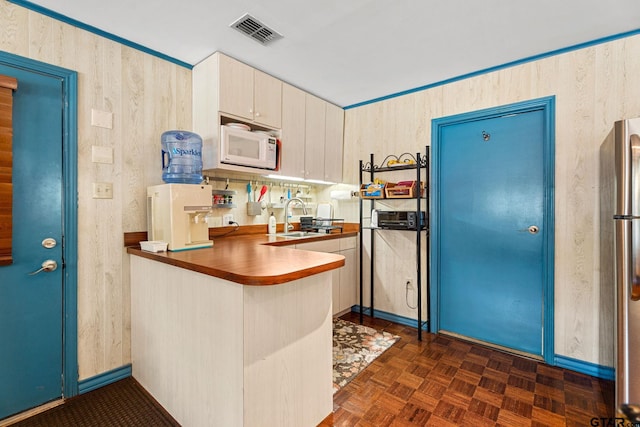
[147,184,213,251]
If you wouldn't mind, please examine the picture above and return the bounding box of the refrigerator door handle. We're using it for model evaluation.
[616,219,632,405]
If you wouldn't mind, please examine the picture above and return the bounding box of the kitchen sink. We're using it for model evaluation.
[274,231,326,239]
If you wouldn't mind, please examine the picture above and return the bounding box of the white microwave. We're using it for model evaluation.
[220,125,278,170]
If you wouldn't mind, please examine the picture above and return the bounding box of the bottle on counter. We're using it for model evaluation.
[268,212,277,235]
[161,130,203,184]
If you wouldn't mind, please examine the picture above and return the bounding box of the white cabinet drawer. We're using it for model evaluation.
[295,239,340,253]
[339,237,356,251]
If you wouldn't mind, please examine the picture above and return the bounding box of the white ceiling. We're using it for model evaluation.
[21,0,640,107]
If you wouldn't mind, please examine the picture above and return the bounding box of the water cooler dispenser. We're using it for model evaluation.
[147,184,213,251]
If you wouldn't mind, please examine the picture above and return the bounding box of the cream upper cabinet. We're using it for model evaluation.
[282,90,345,182]
[304,94,326,181]
[324,102,345,183]
[280,83,306,178]
[193,52,342,176]
[218,54,254,121]
[253,70,282,129]
[217,54,282,129]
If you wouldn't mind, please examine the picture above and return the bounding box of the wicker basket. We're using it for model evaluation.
[359,183,386,199]
[384,181,424,198]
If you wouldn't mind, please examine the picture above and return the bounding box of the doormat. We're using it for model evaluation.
[333,318,400,393]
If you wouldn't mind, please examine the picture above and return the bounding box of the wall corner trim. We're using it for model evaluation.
[351,305,429,331]
[344,28,640,110]
[78,364,132,395]
[7,0,192,69]
[553,355,614,381]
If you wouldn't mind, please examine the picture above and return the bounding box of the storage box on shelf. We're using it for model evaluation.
[359,183,386,199]
[385,181,424,198]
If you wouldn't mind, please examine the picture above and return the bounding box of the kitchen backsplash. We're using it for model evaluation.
[205,180,360,227]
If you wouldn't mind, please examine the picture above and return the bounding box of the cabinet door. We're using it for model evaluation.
[332,268,341,316]
[254,70,282,128]
[338,248,357,313]
[304,94,326,180]
[324,103,344,183]
[280,83,306,178]
[218,54,254,121]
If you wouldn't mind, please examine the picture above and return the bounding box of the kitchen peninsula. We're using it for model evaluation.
[127,233,348,427]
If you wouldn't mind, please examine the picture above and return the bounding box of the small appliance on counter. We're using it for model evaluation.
[375,211,426,230]
[147,184,213,251]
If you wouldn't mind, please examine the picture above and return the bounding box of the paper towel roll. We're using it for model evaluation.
[330,190,353,200]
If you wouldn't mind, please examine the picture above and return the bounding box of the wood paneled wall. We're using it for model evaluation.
[0,0,191,380]
[344,34,640,368]
[1,0,636,379]
[0,74,16,265]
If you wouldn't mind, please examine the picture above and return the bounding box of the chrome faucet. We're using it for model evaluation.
[284,197,308,231]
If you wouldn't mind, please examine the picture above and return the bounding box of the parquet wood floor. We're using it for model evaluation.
[319,312,615,427]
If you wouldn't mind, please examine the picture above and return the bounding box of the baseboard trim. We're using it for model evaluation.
[554,355,614,381]
[78,364,132,394]
[350,306,614,381]
[351,305,429,331]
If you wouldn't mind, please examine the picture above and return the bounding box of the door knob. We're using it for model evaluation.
[28,260,58,275]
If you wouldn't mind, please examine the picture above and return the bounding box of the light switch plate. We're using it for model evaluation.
[91,145,113,164]
[91,109,113,129]
[92,182,113,199]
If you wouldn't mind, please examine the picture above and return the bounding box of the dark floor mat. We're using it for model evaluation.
[10,377,179,427]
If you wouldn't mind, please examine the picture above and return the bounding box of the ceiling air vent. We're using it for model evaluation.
[230,13,283,45]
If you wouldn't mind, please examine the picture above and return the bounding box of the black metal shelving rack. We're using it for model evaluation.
[358,147,430,341]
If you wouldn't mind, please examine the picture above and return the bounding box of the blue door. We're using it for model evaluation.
[0,64,64,419]
[433,100,554,358]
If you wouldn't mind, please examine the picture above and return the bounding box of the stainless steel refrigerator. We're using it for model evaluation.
[601,118,640,409]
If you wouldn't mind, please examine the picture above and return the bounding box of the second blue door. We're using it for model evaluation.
[0,63,64,419]
[437,107,547,357]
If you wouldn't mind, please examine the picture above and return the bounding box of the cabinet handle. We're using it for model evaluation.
[255,112,261,117]
[249,108,253,114]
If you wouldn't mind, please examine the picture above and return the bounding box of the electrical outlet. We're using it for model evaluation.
[406,278,414,289]
[223,214,234,225]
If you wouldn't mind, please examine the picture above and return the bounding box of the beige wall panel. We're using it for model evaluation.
[102,40,127,371]
[0,1,29,55]
[121,46,146,233]
[27,13,53,62]
[76,30,107,379]
[176,66,192,129]
[346,32,640,367]
[0,1,192,380]
[555,48,598,362]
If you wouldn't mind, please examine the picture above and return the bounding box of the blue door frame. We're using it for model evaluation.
[0,51,79,398]
[430,96,555,364]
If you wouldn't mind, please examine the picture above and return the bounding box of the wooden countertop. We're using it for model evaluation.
[127,231,357,286]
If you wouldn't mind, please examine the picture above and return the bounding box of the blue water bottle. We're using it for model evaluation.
[161,130,203,184]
